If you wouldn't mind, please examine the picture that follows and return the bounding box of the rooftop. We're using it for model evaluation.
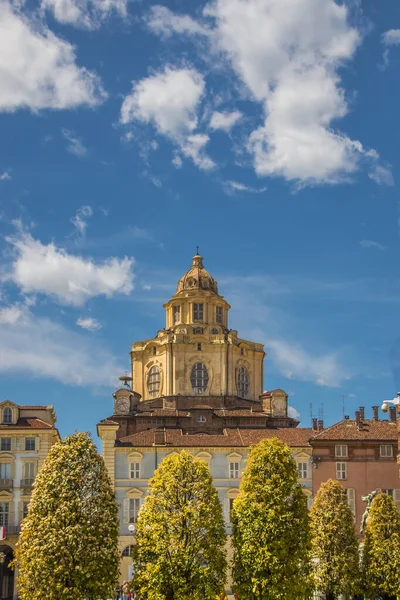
[311,419,398,441]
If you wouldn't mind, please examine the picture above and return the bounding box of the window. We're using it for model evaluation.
[173,305,181,323]
[346,488,356,518]
[380,445,393,458]
[211,328,218,334]
[128,498,141,524]
[152,347,156,356]
[336,462,347,480]
[381,489,394,498]
[147,366,160,397]
[229,462,240,478]
[0,503,9,527]
[240,348,244,356]
[3,408,12,424]
[122,545,134,557]
[335,445,348,458]
[196,415,206,423]
[25,438,35,451]
[193,303,204,321]
[194,327,203,334]
[216,306,223,324]
[237,367,249,397]
[190,363,209,394]
[23,462,35,480]
[0,438,11,452]
[197,343,202,351]
[130,463,140,479]
[0,464,10,480]
[297,462,308,479]
[22,501,29,519]
[229,498,235,515]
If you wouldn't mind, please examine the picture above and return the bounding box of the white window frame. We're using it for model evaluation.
[380,445,393,458]
[25,437,36,451]
[3,408,12,424]
[128,498,140,524]
[335,445,348,458]
[129,462,140,479]
[147,366,161,398]
[381,488,394,498]
[0,502,9,527]
[0,438,11,452]
[23,462,35,480]
[336,461,347,480]
[346,488,356,519]
[229,461,240,479]
[237,367,249,397]
[190,362,209,394]
[297,462,309,479]
[0,464,11,480]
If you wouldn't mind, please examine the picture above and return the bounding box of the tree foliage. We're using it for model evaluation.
[132,451,227,600]
[15,432,119,600]
[231,437,311,600]
[310,479,360,600]
[362,492,400,600]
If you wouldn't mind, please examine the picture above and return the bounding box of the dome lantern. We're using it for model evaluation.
[176,252,218,295]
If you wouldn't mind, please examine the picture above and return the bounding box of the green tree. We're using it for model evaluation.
[362,492,400,600]
[132,451,227,600]
[15,432,119,600]
[231,437,311,600]
[310,479,360,600]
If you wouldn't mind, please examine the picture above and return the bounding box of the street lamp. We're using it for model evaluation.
[381,392,400,413]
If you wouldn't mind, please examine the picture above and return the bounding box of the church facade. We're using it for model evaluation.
[97,253,313,584]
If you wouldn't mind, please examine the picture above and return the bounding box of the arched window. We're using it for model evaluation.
[211,328,218,334]
[147,366,160,397]
[122,545,134,557]
[190,363,209,394]
[237,367,249,397]
[3,408,12,424]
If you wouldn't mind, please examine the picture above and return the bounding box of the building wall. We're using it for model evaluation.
[312,444,399,532]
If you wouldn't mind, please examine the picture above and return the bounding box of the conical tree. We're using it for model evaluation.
[231,437,311,600]
[15,432,119,600]
[310,479,360,600]
[362,492,400,600]
[132,451,227,600]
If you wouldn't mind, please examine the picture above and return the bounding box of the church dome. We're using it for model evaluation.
[176,253,218,294]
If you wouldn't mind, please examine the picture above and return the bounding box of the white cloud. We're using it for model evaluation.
[62,129,88,157]
[359,240,386,251]
[0,304,25,325]
[145,5,210,38]
[152,0,374,185]
[207,0,365,183]
[368,165,394,186]
[76,316,101,331]
[70,205,93,235]
[41,0,127,29]
[0,170,11,180]
[268,338,348,387]
[4,229,134,306]
[0,1,107,112]
[0,304,119,386]
[382,29,400,46]
[209,110,242,132]
[172,154,183,169]
[223,180,267,194]
[287,405,300,419]
[120,66,215,170]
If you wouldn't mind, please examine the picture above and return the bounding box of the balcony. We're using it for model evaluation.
[20,478,34,489]
[0,479,13,490]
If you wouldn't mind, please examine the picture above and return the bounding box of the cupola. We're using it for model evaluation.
[176,253,218,295]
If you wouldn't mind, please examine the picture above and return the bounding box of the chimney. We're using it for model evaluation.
[355,410,360,425]
[317,419,324,431]
[153,429,166,445]
[312,418,318,431]
[359,406,365,421]
[389,406,397,422]
[372,406,379,421]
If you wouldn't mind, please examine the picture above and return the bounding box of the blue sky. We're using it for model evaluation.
[1,0,400,445]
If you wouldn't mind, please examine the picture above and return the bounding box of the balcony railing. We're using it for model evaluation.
[0,479,13,490]
[20,478,34,489]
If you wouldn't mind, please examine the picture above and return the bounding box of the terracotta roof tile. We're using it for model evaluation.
[311,419,398,441]
[0,418,53,429]
[117,427,312,448]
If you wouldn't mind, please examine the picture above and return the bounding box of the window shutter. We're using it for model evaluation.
[223,498,230,523]
[347,488,356,518]
[394,489,400,510]
[35,437,40,451]
[123,498,130,524]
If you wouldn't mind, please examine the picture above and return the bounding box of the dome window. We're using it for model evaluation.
[211,328,218,334]
[193,303,204,322]
[147,366,161,397]
[190,363,209,394]
[196,415,207,423]
[216,306,223,324]
[173,305,181,323]
[194,327,203,334]
[237,367,249,397]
